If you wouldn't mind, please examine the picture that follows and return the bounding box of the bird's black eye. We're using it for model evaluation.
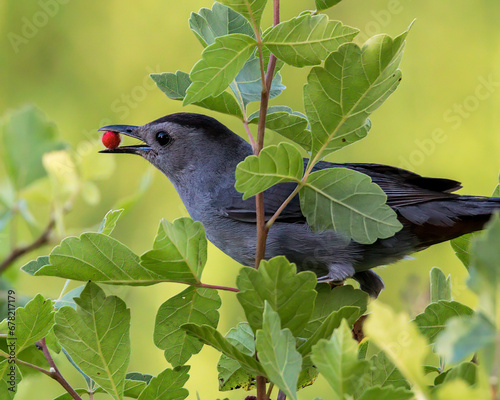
[156,131,172,146]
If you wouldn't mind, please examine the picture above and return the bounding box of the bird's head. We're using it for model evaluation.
[99,112,250,184]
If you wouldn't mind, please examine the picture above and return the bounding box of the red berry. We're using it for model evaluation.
[102,131,121,149]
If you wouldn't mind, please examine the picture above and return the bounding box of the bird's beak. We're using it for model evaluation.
[98,124,152,154]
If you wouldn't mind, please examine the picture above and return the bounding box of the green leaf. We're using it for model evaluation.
[124,373,151,398]
[235,142,303,199]
[21,255,49,275]
[37,218,208,285]
[315,0,342,11]
[1,105,65,189]
[299,168,402,243]
[423,365,441,375]
[99,209,124,235]
[468,214,500,324]
[435,313,495,364]
[36,233,163,283]
[450,233,475,269]
[151,71,243,119]
[493,183,500,197]
[364,302,430,399]
[236,256,317,336]
[184,34,257,105]
[43,150,80,203]
[434,379,489,400]
[181,324,265,376]
[430,267,452,302]
[141,218,207,284]
[53,286,86,310]
[54,282,130,400]
[230,56,285,107]
[358,340,369,360]
[263,14,358,67]
[358,386,413,400]
[137,366,189,400]
[298,306,360,357]
[413,301,474,344]
[255,303,302,400]
[0,360,22,400]
[217,323,255,391]
[434,362,477,386]
[15,294,54,353]
[367,351,410,390]
[52,389,93,400]
[304,30,408,159]
[248,106,311,151]
[154,287,221,367]
[302,284,368,339]
[219,0,268,27]
[189,2,255,47]
[61,347,91,386]
[0,210,13,234]
[311,319,369,400]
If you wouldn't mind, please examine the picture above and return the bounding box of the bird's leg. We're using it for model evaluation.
[317,263,355,284]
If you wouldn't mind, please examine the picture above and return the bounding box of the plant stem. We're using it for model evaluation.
[197,283,239,292]
[242,111,257,149]
[0,217,55,274]
[265,186,300,229]
[265,151,323,230]
[256,375,267,400]
[253,0,280,270]
[254,2,280,400]
[37,338,83,400]
[266,382,275,399]
[0,342,83,400]
[0,350,51,376]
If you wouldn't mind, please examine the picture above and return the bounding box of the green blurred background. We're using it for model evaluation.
[1,0,500,398]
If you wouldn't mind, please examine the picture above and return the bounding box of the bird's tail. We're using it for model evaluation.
[410,195,500,248]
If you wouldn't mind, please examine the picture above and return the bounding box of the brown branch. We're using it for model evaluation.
[0,341,83,400]
[0,350,52,376]
[0,217,56,274]
[253,0,280,271]
[256,376,267,400]
[37,338,83,400]
[254,2,280,400]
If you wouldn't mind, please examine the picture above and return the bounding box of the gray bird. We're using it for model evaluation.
[99,113,500,297]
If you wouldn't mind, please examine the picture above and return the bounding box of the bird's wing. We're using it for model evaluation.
[222,160,463,224]
[223,181,305,223]
[330,162,462,207]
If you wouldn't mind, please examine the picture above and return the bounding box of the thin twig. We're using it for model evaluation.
[197,283,239,292]
[0,217,56,274]
[0,342,83,400]
[242,106,257,149]
[266,382,274,399]
[37,338,83,400]
[0,350,52,376]
[265,185,300,229]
